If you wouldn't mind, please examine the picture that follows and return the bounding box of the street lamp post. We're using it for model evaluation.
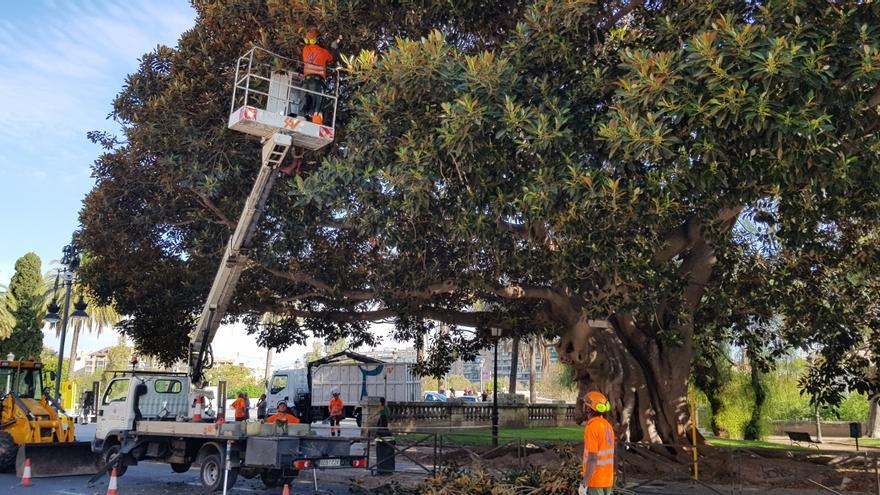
[54,272,73,400]
[490,327,502,447]
[43,245,87,401]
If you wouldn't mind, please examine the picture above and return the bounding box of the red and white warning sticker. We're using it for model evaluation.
[242,106,257,120]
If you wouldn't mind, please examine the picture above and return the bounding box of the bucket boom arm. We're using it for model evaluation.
[189,133,291,384]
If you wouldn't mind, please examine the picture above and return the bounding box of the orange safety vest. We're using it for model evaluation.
[329,398,344,416]
[266,412,300,424]
[302,44,333,78]
[232,397,247,419]
[583,416,615,488]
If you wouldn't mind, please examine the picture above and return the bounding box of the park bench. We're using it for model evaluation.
[785,431,821,449]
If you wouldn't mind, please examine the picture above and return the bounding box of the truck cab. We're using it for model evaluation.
[93,372,191,454]
[266,368,308,414]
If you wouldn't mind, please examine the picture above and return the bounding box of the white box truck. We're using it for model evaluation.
[267,351,421,426]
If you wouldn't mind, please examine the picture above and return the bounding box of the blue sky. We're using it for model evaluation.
[0,1,402,365]
[0,0,195,285]
[0,0,196,357]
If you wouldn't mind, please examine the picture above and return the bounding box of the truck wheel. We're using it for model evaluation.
[200,453,238,492]
[260,469,281,488]
[103,444,127,477]
[0,431,16,472]
[171,462,191,473]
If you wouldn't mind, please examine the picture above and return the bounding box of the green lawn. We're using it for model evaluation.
[704,437,806,451]
[394,426,584,446]
[394,428,808,450]
[861,438,880,447]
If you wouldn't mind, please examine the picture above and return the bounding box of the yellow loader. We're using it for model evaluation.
[0,356,100,477]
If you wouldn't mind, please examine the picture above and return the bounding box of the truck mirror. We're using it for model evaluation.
[49,371,57,381]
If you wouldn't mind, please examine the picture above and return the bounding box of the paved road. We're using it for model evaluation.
[1,420,373,495]
[2,423,849,495]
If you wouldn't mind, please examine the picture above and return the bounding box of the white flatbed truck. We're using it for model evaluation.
[89,47,361,491]
[91,371,365,490]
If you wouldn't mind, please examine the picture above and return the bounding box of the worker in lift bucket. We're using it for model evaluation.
[298,27,339,125]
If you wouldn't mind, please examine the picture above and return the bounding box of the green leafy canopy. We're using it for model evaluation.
[78,1,879,409]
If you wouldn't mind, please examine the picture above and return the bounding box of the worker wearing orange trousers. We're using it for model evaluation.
[329,391,344,437]
[580,390,615,495]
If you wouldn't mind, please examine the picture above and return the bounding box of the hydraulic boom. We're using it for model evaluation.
[189,133,291,384]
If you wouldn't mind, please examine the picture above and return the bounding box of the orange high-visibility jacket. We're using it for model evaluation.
[266,412,301,424]
[303,44,333,78]
[232,397,247,419]
[583,416,615,488]
[329,398,344,416]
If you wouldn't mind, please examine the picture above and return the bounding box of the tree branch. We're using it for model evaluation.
[187,187,235,229]
[250,302,512,331]
[260,264,377,302]
[496,218,551,246]
[319,219,353,230]
[654,208,742,263]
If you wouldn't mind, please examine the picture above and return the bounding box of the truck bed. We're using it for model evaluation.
[135,420,248,439]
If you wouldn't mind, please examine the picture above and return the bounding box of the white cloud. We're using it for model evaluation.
[0,0,195,144]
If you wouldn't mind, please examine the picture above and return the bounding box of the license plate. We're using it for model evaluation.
[320,458,342,467]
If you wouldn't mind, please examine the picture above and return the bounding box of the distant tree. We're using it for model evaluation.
[535,362,578,403]
[204,364,261,399]
[40,347,69,392]
[326,338,348,355]
[106,338,133,370]
[0,253,45,359]
[445,374,476,393]
[304,340,323,363]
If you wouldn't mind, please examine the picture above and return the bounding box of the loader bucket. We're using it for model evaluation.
[16,442,101,477]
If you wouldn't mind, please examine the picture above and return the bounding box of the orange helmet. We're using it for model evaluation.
[583,390,611,413]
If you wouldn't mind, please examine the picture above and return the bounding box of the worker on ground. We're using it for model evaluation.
[329,390,344,437]
[266,400,300,424]
[298,27,339,125]
[256,393,267,420]
[376,396,391,437]
[580,390,615,495]
[232,392,248,422]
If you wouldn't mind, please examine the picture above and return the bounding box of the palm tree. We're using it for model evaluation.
[42,269,121,378]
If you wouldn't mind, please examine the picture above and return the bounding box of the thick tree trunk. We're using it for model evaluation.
[744,358,766,440]
[529,339,537,404]
[557,313,696,444]
[867,395,880,438]
[508,338,519,394]
[66,322,82,380]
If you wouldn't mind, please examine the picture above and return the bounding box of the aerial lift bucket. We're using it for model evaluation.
[16,442,101,477]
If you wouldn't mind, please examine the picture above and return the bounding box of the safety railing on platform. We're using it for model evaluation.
[230,45,340,131]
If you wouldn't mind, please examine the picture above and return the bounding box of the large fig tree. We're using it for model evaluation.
[78,0,880,444]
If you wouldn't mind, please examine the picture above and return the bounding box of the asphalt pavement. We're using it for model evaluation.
[1,422,851,495]
[1,421,367,495]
